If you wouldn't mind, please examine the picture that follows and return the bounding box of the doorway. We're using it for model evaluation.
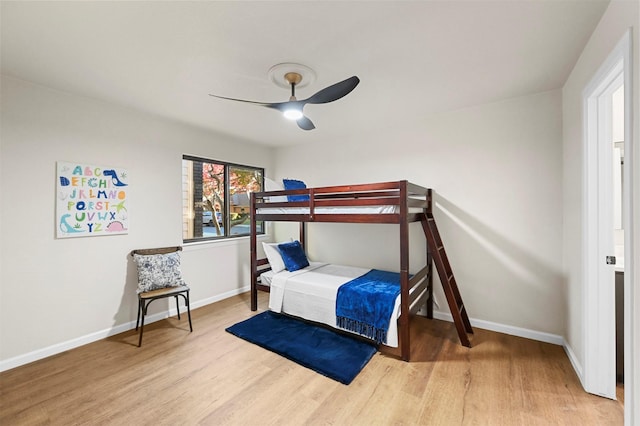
[582,29,632,406]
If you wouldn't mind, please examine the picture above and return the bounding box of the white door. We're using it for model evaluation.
[582,36,629,400]
[582,30,633,413]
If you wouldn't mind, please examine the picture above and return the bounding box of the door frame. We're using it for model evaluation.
[582,27,633,409]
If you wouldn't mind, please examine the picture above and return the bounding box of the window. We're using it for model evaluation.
[182,155,264,242]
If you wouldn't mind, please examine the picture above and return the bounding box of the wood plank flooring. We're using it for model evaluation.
[0,292,624,425]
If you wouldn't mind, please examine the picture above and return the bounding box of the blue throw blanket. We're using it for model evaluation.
[336,269,402,344]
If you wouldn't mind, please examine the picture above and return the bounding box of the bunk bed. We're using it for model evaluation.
[249,180,472,361]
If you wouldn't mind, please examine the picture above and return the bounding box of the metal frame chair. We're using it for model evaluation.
[131,246,193,346]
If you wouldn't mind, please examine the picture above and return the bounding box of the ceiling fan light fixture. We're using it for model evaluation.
[210,63,359,131]
[283,108,304,120]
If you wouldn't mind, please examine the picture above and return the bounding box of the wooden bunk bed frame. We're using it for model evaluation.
[249,180,472,361]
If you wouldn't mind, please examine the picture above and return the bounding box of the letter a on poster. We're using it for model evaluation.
[56,161,129,238]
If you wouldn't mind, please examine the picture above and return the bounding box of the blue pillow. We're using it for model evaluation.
[278,240,310,272]
[282,179,310,202]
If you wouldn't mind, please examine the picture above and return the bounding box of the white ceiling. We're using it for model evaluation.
[1,1,609,147]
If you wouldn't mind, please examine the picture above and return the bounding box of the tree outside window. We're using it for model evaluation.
[182,156,263,242]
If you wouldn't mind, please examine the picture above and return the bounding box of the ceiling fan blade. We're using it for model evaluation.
[208,94,271,106]
[210,95,305,116]
[297,116,315,131]
[211,95,304,116]
[303,76,360,105]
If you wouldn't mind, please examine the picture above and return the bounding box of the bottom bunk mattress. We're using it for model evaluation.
[262,262,401,347]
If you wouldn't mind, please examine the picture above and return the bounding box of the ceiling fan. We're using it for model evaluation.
[209,69,360,131]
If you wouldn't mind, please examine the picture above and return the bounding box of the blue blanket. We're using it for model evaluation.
[336,269,402,344]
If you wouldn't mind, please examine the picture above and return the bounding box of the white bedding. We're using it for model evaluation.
[265,262,401,347]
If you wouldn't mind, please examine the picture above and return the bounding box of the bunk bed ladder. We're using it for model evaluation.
[421,213,473,347]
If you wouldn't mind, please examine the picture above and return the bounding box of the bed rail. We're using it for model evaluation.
[252,180,430,224]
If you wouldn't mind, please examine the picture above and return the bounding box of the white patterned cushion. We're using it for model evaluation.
[133,252,186,293]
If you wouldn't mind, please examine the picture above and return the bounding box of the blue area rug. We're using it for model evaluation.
[226,311,378,385]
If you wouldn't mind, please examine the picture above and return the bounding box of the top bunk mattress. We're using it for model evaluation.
[256,205,403,215]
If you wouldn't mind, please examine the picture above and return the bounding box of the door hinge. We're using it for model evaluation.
[606,256,616,265]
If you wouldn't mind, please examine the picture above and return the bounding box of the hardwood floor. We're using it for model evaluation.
[0,293,624,425]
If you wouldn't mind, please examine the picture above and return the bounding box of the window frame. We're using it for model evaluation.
[182,154,264,243]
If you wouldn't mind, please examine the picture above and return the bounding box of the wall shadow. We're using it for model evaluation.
[432,193,566,335]
[109,251,173,346]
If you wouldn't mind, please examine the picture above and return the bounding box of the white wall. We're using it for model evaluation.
[0,76,273,368]
[562,0,639,419]
[273,90,564,338]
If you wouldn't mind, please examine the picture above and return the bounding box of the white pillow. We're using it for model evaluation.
[266,195,289,203]
[264,180,288,203]
[262,242,286,273]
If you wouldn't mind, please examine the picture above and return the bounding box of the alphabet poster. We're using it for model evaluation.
[56,161,129,238]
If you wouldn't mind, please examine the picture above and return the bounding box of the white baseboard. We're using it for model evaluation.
[0,286,250,373]
[430,310,565,346]
[562,341,585,388]
[189,286,250,311]
[429,310,588,392]
[1,293,575,374]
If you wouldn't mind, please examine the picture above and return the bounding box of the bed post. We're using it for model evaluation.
[426,189,434,319]
[299,222,306,251]
[250,192,258,311]
[399,180,411,361]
